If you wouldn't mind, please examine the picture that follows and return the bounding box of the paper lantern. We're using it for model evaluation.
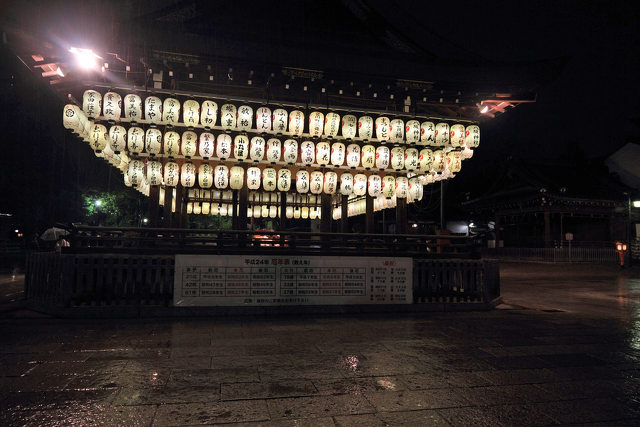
[181,131,197,158]
[341,114,357,140]
[340,173,354,195]
[293,206,300,219]
[162,98,180,125]
[272,108,288,135]
[266,138,281,163]
[202,202,210,215]
[465,125,480,148]
[283,139,298,164]
[108,125,126,153]
[163,162,179,186]
[420,121,436,145]
[200,100,218,129]
[221,104,237,130]
[250,136,265,162]
[235,105,252,132]
[447,151,462,173]
[308,111,324,137]
[277,168,292,191]
[375,116,390,142]
[405,120,420,144]
[433,150,446,172]
[124,94,142,122]
[331,142,345,166]
[180,162,195,187]
[395,177,408,198]
[310,171,323,194]
[419,148,433,172]
[255,107,272,133]
[263,167,277,191]
[405,148,419,172]
[298,206,308,219]
[353,174,367,196]
[82,90,101,119]
[359,144,373,169]
[375,146,390,170]
[409,178,423,201]
[199,163,213,188]
[233,134,249,161]
[346,144,361,168]
[296,170,310,193]
[289,110,304,136]
[63,104,81,132]
[199,132,215,159]
[435,123,450,146]
[314,142,329,166]
[368,175,382,197]
[247,167,261,190]
[324,112,340,138]
[216,134,232,160]
[89,124,108,152]
[230,166,244,190]
[450,124,465,147]
[310,207,318,220]
[324,171,338,194]
[358,116,373,141]
[182,100,200,127]
[145,128,162,156]
[300,141,315,166]
[147,161,163,186]
[127,159,145,186]
[269,205,277,218]
[214,164,229,189]
[80,115,90,141]
[286,206,294,219]
[382,175,395,198]
[187,202,194,215]
[144,96,162,124]
[126,127,144,154]
[102,92,121,122]
[390,118,404,144]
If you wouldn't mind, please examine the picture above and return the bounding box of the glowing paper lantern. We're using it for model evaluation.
[420,121,435,145]
[433,150,446,172]
[368,175,382,197]
[63,104,81,132]
[82,90,101,119]
[308,111,324,137]
[406,120,420,144]
[102,92,121,122]
[182,131,198,158]
[89,124,108,152]
[382,175,395,198]
[409,178,423,201]
[324,112,340,138]
[187,203,193,214]
[361,144,375,169]
[144,96,162,124]
[180,162,195,187]
[162,131,180,158]
[182,100,200,127]
[247,167,261,190]
[199,132,215,159]
[263,167,277,191]
[162,98,180,125]
[199,163,213,188]
[237,105,253,132]
[163,162,179,186]
[465,125,480,148]
[450,124,465,147]
[296,170,310,193]
[127,127,144,154]
[419,148,433,172]
[277,168,292,191]
[283,139,298,164]
[214,165,229,189]
[145,128,162,156]
[396,177,408,198]
[233,134,249,161]
[200,100,218,129]
[390,118,404,143]
[342,114,357,140]
[447,151,462,173]
[230,166,244,190]
[289,110,304,136]
[216,134,232,160]
[315,142,330,166]
[353,174,367,196]
[358,116,373,141]
[300,141,315,166]
[286,206,294,219]
[375,146,390,170]
[250,136,265,162]
[435,123,450,146]
[220,104,237,130]
[255,107,271,133]
[269,205,277,218]
[293,207,300,219]
[127,159,145,186]
[324,171,338,194]
[266,138,281,163]
[310,171,323,194]
[124,94,142,122]
[108,125,126,153]
[346,144,360,169]
[202,202,210,215]
[405,148,419,172]
[272,108,288,135]
[375,116,390,142]
[147,161,162,186]
[340,173,354,195]
[331,142,345,166]
[80,115,90,141]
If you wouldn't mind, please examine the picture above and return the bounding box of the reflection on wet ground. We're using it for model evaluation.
[1,263,640,425]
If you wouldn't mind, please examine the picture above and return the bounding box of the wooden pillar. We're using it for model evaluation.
[396,197,407,234]
[238,186,248,231]
[366,195,374,234]
[148,185,160,227]
[280,191,288,231]
[321,193,332,233]
[174,184,184,228]
[544,208,551,248]
[163,186,173,227]
[340,195,349,233]
[495,212,501,247]
[232,190,239,230]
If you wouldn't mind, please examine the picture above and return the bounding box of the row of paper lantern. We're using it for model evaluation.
[71,90,481,146]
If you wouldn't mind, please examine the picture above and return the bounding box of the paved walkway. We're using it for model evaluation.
[1,263,640,426]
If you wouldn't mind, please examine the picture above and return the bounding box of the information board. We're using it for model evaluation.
[174,255,413,306]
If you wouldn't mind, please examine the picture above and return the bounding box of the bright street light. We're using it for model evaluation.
[633,200,640,208]
[69,47,101,70]
[95,199,102,207]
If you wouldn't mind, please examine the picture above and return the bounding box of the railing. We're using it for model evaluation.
[482,247,618,263]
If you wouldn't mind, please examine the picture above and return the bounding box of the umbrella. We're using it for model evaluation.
[39,227,69,241]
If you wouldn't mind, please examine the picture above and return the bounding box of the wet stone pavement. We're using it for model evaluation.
[1,262,640,426]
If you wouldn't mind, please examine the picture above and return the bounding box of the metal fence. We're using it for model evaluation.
[482,247,618,263]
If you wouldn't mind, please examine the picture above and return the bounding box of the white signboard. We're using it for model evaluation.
[174,255,413,306]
